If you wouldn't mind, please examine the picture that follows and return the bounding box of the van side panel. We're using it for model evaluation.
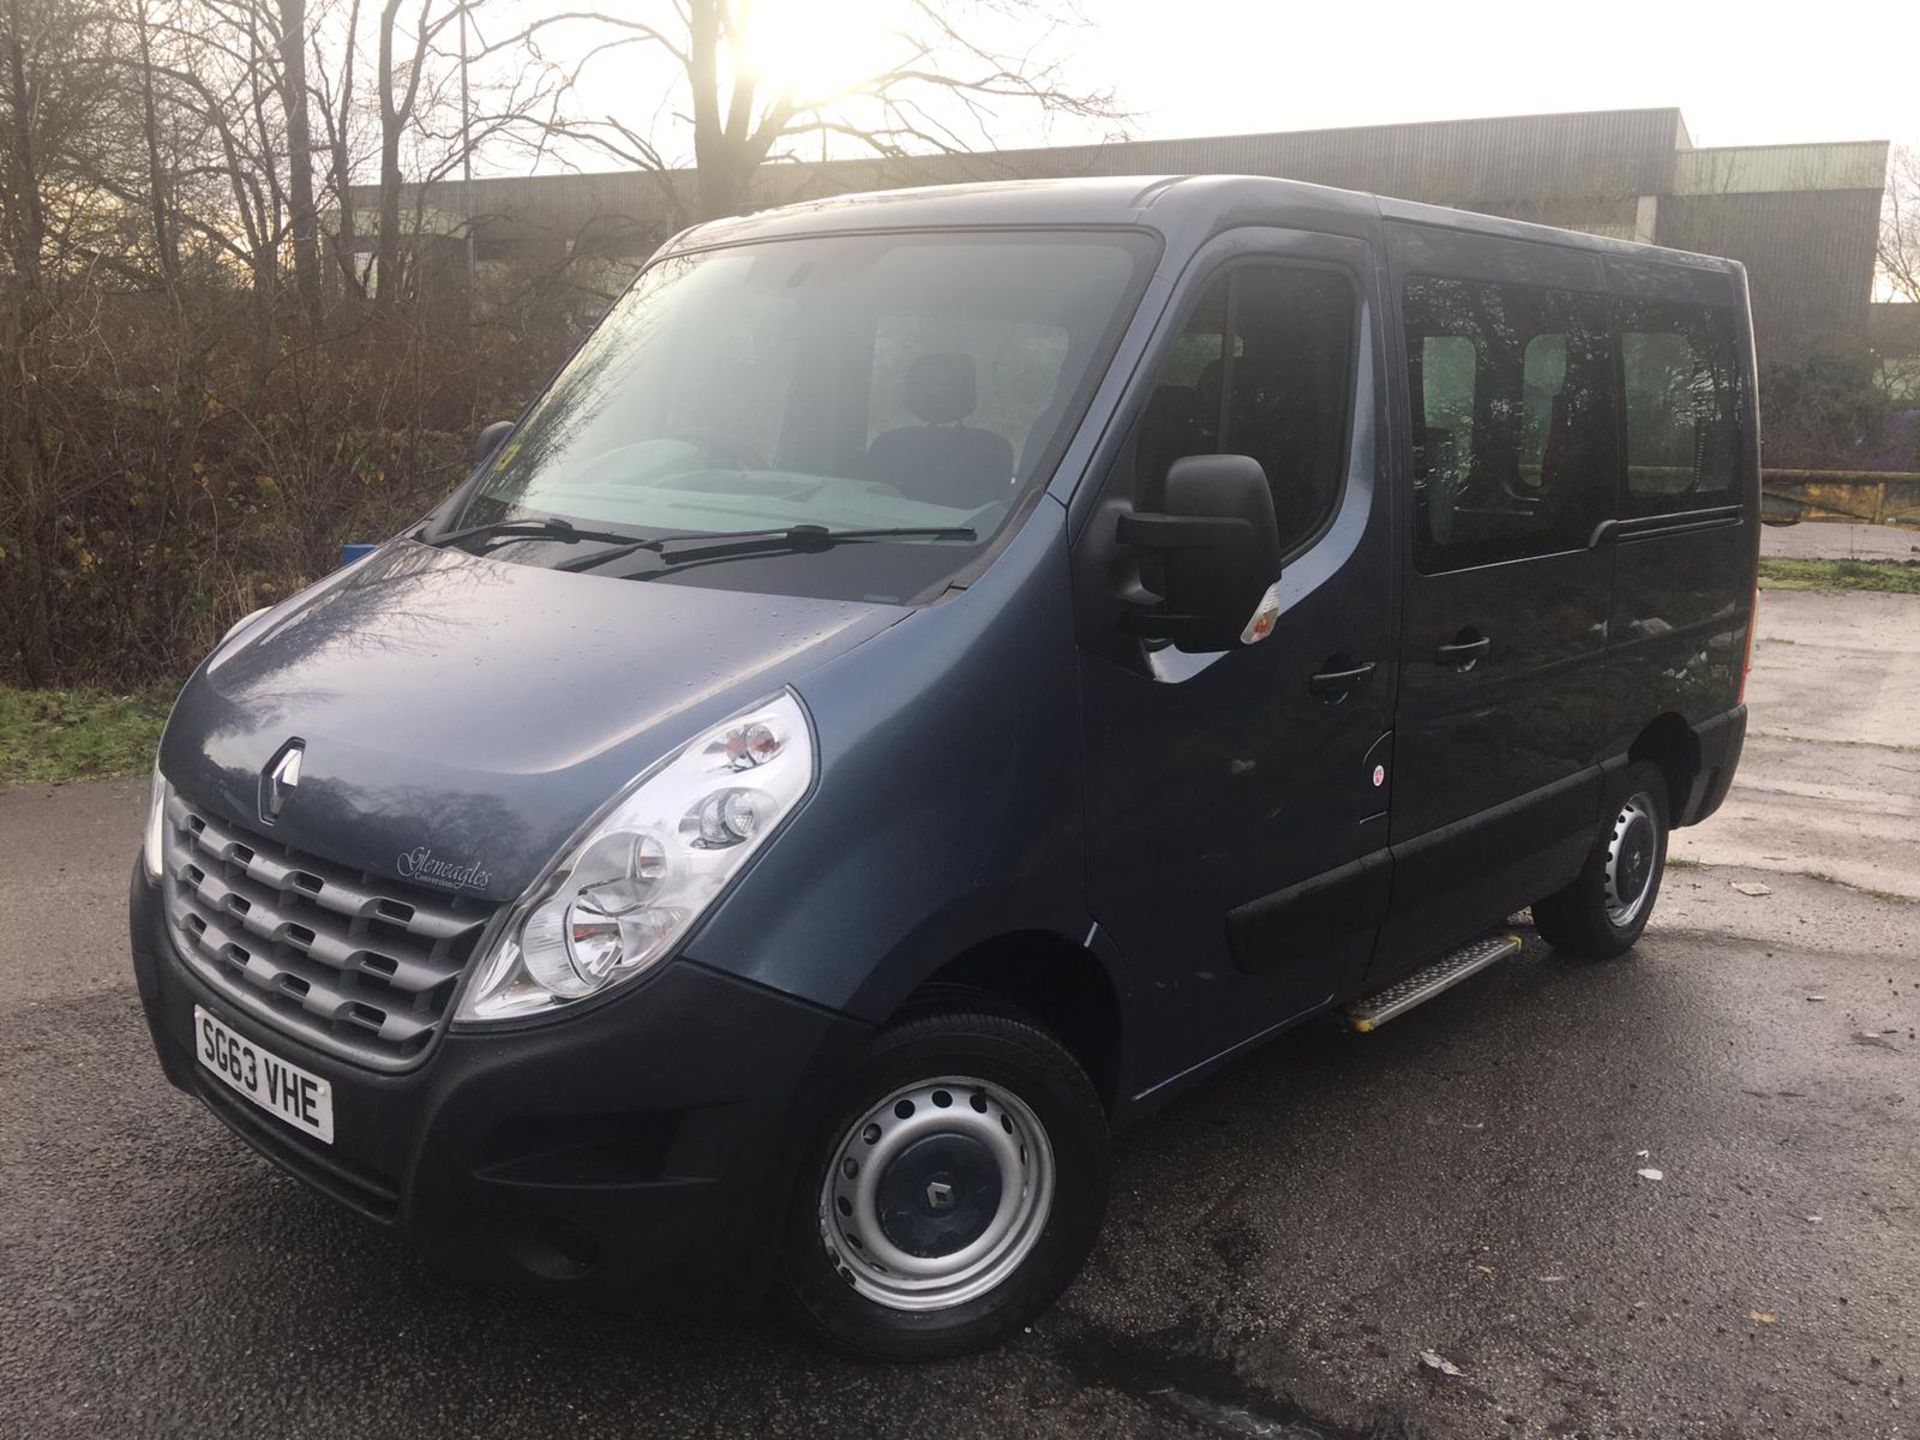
[1597,256,1758,782]
[1375,222,1618,977]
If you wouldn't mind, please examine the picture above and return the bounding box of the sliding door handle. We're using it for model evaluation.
[1435,632,1491,671]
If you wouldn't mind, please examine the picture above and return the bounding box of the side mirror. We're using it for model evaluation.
[473,419,514,467]
[1116,454,1283,654]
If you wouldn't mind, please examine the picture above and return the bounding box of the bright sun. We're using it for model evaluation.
[739,0,908,105]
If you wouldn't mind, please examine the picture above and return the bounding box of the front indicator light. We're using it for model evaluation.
[457,692,813,1022]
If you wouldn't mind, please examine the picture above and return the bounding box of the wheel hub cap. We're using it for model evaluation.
[875,1134,1003,1257]
[1605,792,1659,926]
[818,1077,1055,1313]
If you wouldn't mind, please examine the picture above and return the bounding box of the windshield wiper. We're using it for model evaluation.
[557,524,977,575]
[422,515,644,551]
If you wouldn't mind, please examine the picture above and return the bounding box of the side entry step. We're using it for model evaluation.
[1345,933,1525,1033]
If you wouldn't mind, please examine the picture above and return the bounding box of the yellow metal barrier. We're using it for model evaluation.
[1761,471,1920,528]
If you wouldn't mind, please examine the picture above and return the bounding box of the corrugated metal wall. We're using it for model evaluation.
[376,108,1688,248]
[746,107,1686,211]
[363,108,1885,358]
[1659,190,1884,351]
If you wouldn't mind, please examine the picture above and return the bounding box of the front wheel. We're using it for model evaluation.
[776,1006,1109,1360]
[1533,760,1671,959]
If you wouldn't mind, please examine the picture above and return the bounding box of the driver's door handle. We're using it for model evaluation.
[1308,660,1377,698]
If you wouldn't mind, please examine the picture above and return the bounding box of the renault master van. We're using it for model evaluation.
[132,175,1755,1358]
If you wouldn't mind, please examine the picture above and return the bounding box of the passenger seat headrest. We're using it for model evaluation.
[904,352,978,426]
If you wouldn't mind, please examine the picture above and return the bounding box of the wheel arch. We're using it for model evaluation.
[1627,711,1701,821]
[893,931,1129,1117]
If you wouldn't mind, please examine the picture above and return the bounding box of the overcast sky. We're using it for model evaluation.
[530,0,1916,177]
[1063,0,1914,152]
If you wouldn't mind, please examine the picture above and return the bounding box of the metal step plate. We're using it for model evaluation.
[1345,933,1525,1033]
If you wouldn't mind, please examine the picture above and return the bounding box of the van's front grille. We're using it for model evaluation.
[160,791,495,1071]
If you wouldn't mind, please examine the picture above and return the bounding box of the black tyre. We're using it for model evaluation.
[1533,760,1671,959]
[776,1006,1109,1360]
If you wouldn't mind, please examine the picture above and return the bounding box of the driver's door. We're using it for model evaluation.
[1072,231,1397,1097]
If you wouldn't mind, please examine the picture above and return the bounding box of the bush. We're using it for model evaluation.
[1758,348,1894,470]
[0,265,611,688]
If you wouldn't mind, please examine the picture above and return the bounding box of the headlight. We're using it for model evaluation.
[456,691,814,1023]
[142,766,170,880]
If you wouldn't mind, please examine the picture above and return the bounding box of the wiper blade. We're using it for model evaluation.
[424,515,642,551]
[558,524,977,575]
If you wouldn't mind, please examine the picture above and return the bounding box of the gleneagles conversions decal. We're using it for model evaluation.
[397,846,493,893]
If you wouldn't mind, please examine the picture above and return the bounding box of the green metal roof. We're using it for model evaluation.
[1674,142,1889,196]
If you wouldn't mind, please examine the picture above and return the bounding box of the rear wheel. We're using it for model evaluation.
[1533,760,1671,959]
[777,1007,1109,1360]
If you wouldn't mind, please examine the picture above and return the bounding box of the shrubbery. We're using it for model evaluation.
[0,273,606,688]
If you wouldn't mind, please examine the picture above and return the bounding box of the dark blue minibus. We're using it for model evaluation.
[131,175,1755,1357]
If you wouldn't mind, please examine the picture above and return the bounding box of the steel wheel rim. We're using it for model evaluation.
[818,1076,1055,1313]
[1605,790,1659,926]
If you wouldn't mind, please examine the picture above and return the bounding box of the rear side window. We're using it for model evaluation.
[1619,301,1740,515]
[1134,264,1358,555]
[1403,276,1615,573]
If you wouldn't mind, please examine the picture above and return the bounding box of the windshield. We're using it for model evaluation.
[455,228,1157,602]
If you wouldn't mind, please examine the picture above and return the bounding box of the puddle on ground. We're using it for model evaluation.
[1053,1318,1417,1440]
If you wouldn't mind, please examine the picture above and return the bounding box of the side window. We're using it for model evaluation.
[1619,302,1739,514]
[1403,276,1615,572]
[1133,265,1358,555]
[1519,334,1568,494]
[1416,335,1478,532]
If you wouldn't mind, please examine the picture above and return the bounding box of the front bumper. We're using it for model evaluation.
[131,868,868,1307]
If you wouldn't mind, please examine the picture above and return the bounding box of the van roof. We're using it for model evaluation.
[666,172,1743,276]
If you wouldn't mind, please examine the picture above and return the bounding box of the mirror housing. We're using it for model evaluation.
[1117,454,1283,653]
[473,419,514,467]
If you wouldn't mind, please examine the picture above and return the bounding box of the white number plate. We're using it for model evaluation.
[194,1005,335,1144]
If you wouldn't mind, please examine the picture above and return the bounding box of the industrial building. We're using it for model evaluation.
[366,108,1888,361]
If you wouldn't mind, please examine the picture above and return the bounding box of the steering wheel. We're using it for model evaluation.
[670,428,767,471]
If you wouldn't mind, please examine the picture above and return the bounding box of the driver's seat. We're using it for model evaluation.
[865,353,1014,510]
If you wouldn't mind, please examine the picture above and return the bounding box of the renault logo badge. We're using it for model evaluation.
[261,742,304,826]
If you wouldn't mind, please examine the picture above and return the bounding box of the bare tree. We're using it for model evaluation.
[1881,145,1920,306]
[372,0,429,305]
[1,0,149,681]
[369,0,563,306]
[496,0,1125,224]
[277,0,322,319]
[311,0,364,294]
